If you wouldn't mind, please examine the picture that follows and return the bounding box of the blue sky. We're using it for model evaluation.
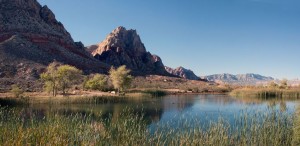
[38,0,300,79]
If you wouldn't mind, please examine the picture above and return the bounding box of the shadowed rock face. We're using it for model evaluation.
[0,0,72,42]
[165,66,200,80]
[0,0,108,91]
[89,26,170,76]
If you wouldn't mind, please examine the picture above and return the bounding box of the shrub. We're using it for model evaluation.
[10,85,24,98]
[84,74,108,91]
[109,65,132,93]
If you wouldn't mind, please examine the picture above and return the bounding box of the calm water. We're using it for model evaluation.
[11,94,300,129]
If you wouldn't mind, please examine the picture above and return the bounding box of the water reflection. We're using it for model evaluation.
[11,94,300,128]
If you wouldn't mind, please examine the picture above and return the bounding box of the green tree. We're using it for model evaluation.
[40,62,59,96]
[10,85,24,98]
[40,63,82,96]
[57,65,82,95]
[109,65,133,93]
[84,74,107,91]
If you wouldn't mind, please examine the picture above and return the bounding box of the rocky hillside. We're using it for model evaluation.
[203,73,274,85]
[88,26,170,76]
[165,66,200,80]
[0,0,108,91]
[131,75,215,92]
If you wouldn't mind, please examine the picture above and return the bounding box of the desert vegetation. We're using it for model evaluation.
[39,63,133,97]
[15,62,228,100]
[109,65,133,94]
[231,81,300,98]
[83,74,109,91]
[10,85,24,98]
[131,75,231,93]
[40,62,83,96]
[0,61,235,100]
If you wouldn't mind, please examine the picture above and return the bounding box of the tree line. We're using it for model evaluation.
[40,62,132,96]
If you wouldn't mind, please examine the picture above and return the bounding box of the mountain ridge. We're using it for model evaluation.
[203,73,274,85]
[165,66,200,80]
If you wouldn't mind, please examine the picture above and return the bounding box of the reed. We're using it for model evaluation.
[0,95,130,105]
[230,88,300,98]
[293,106,300,146]
[0,107,296,145]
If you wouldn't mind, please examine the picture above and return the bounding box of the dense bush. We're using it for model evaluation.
[10,85,24,98]
[84,74,108,91]
[40,62,82,96]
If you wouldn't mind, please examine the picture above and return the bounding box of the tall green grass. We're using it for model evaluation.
[0,106,297,145]
[293,106,300,146]
[231,88,300,98]
[0,96,129,105]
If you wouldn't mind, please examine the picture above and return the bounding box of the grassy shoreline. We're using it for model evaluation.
[230,87,300,99]
[0,88,229,105]
[0,107,296,145]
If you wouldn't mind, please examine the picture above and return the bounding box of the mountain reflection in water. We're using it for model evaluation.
[13,94,299,128]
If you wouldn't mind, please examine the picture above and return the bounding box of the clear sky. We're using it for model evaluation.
[38,0,300,79]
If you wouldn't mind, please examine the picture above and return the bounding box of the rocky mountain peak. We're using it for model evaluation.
[1,0,40,10]
[165,66,200,80]
[40,5,57,24]
[92,26,146,56]
[177,66,188,71]
[89,27,169,76]
[112,26,127,34]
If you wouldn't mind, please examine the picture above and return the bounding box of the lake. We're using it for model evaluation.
[1,94,299,145]
[11,94,299,130]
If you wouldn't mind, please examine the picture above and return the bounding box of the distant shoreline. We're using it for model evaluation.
[0,90,229,105]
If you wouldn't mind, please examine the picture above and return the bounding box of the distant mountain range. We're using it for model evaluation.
[203,73,274,85]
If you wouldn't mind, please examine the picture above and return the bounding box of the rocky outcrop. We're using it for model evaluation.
[203,73,274,85]
[0,0,108,91]
[89,26,169,76]
[165,66,200,80]
[86,45,99,54]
